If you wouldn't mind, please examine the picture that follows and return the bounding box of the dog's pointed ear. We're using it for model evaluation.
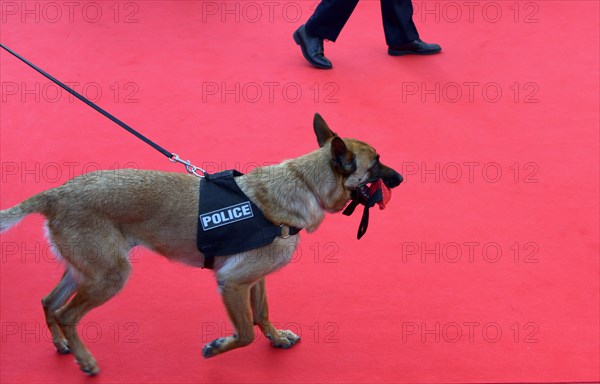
[331,136,356,176]
[314,113,337,147]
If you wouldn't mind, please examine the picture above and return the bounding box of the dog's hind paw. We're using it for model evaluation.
[270,330,300,349]
[54,338,71,354]
[202,337,226,358]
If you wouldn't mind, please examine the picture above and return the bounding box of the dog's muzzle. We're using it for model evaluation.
[381,170,403,189]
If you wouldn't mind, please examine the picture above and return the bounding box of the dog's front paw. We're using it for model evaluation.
[270,329,301,349]
[77,355,100,376]
[202,337,227,358]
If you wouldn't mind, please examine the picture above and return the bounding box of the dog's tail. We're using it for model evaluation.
[0,193,48,233]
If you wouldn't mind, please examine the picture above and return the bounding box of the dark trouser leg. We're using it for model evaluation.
[305,0,360,41]
[380,0,420,46]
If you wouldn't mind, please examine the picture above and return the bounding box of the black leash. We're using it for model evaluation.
[0,42,206,177]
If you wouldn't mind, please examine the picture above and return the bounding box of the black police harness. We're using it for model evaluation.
[197,170,301,269]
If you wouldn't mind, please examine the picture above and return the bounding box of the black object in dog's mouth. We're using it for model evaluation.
[358,183,371,201]
[343,179,393,239]
[353,179,391,209]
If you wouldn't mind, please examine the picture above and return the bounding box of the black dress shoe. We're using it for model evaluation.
[293,25,332,69]
[388,39,442,56]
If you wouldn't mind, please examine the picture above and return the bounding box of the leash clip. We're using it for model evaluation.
[170,153,207,178]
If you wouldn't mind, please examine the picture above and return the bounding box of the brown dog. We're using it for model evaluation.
[0,113,402,375]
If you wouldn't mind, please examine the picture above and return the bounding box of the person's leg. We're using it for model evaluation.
[293,0,359,68]
[305,0,360,41]
[382,0,441,55]
[380,0,419,46]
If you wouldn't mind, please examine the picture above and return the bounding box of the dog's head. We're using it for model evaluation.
[313,113,403,211]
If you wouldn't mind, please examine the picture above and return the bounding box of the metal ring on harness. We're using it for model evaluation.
[279,224,291,239]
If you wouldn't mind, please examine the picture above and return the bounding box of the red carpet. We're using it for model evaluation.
[1,1,598,383]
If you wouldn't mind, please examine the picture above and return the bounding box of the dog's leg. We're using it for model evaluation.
[202,281,255,358]
[50,225,131,375]
[55,265,130,375]
[41,269,78,354]
[251,278,300,349]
